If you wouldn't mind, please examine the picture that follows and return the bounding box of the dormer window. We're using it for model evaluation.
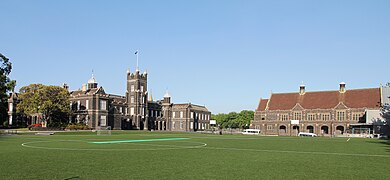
[293,112,302,120]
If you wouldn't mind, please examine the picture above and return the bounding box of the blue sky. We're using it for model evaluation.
[1,0,389,113]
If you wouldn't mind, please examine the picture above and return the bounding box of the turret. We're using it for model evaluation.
[87,73,98,90]
[299,83,305,95]
[163,90,171,104]
[339,82,346,93]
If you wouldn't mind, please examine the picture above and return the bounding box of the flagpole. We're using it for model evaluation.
[136,50,139,72]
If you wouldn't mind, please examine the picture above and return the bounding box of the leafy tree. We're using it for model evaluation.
[212,110,254,129]
[17,84,70,127]
[0,53,16,126]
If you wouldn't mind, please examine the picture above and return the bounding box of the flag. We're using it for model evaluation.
[135,50,138,55]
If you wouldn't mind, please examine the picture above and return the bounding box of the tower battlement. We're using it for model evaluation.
[127,70,147,80]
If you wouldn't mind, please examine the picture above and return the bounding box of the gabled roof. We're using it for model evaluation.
[256,99,269,111]
[257,88,380,111]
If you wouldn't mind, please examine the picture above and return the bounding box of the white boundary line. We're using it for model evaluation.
[204,146,390,158]
[21,140,207,151]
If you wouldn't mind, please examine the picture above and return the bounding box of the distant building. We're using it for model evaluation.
[68,68,211,131]
[251,82,384,136]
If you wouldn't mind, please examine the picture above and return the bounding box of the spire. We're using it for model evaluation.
[148,90,153,102]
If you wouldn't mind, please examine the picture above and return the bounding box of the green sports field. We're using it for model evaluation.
[0,131,389,180]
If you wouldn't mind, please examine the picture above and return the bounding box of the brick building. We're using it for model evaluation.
[251,83,382,136]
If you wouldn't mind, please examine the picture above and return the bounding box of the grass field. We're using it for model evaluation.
[1,131,389,180]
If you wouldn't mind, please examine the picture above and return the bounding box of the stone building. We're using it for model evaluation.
[68,67,211,131]
[7,65,211,131]
[251,83,382,136]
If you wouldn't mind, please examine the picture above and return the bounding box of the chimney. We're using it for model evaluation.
[339,82,346,93]
[299,84,305,95]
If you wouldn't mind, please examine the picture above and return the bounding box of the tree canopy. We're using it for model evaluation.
[212,110,254,129]
[17,84,70,127]
[0,53,16,126]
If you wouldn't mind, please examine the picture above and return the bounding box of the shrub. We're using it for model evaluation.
[66,123,90,130]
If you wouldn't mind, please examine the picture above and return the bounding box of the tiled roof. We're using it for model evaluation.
[257,88,380,111]
[256,99,269,111]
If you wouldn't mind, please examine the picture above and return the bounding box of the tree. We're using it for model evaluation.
[212,110,254,129]
[0,53,16,126]
[237,110,254,128]
[17,84,70,127]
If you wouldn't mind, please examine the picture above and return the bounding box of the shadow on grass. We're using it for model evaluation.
[64,176,80,180]
[369,138,390,152]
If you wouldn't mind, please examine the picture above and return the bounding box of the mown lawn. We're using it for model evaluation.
[0,131,389,179]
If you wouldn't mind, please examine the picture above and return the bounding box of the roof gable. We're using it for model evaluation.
[256,99,269,111]
[334,102,348,110]
[292,103,304,111]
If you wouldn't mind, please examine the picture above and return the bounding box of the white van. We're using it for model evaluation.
[242,129,261,135]
[298,132,317,137]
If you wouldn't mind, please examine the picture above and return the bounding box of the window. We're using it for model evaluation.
[125,108,128,115]
[141,85,144,92]
[173,112,176,118]
[280,114,289,121]
[131,85,134,92]
[190,122,193,129]
[337,111,345,121]
[321,113,330,121]
[307,114,316,121]
[180,121,183,129]
[100,115,107,126]
[130,107,134,115]
[352,113,361,121]
[77,100,80,110]
[293,112,302,120]
[172,122,175,129]
[130,96,134,103]
[86,100,89,110]
[180,111,183,118]
[267,125,273,130]
[100,100,106,110]
[191,112,193,119]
